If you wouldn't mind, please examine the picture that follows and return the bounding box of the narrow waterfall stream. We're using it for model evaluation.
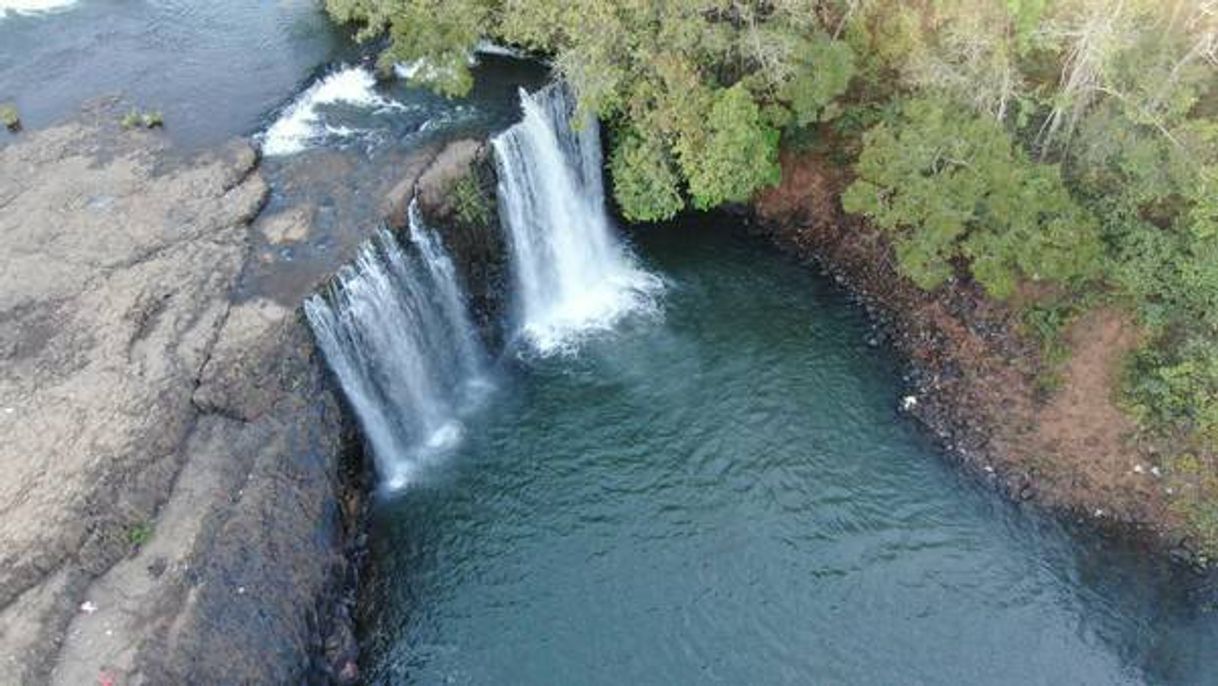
[493,84,662,353]
[304,201,486,488]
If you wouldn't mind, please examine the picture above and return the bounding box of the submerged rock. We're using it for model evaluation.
[0,101,359,684]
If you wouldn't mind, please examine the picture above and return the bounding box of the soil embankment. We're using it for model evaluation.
[754,150,1196,560]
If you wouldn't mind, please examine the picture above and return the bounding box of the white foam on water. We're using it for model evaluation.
[393,51,479,84]
[261,66,400,156]
[305,205,488,491]
[0,0,76,18]
[393,40,525,85]
[473,40,528,59]
[494,84,663,355]
[395,59,451,82]
[424,421,464,450]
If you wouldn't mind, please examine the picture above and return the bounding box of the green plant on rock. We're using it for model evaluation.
[127,521,154,549]
[450,171,490,229]
[121,108,164,130]
[1,103,19,131]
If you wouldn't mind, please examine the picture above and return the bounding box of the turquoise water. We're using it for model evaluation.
[361,220,1218,685]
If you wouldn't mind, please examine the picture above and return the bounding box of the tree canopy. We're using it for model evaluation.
[326,0,857,222]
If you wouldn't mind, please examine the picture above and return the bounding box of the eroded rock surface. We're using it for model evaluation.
[0,104,357,685]
[407,139,509,348]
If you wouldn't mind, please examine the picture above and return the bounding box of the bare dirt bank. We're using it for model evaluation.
[754,150,1205,565]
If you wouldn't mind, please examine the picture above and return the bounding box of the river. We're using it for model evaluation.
[3,4,1216,685]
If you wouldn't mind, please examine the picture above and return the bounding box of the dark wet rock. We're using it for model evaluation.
[0,101,361,685]
[381,143,446,231]
[393,138,510,350]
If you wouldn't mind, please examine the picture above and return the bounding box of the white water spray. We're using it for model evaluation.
[304,202,485,488]
[493,84,662,353]
[0,0,76,18]
[262,66,404,156]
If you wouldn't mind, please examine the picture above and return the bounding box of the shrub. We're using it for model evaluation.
[450,171,490,229]
[842,97,1102,298]
[127,521,154,549]
[0,103,19,131]
[121,108,164,130]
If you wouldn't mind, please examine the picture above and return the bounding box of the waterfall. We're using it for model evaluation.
[308,82,661,486]
[493,84,661,353]
[304,201,485,488]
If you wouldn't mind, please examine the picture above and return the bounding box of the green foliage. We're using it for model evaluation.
[1127,341,1218,444]
[782,33,857,127]
[1005,0,1050,53]
[0,103,19,131]
[609,128,684,223]
[679,84,781,209]
[1023,297,1089,392]
[326,0,486,96]
[1166,452,1218,557]
[843,2,924,83]
[842,97,1101,297]
[127,521,154,548]
[450,170,491,228]
[121,108,164,130]
[325,0,853,216]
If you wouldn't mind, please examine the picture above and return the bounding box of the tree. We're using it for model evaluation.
[609,128,684,222]
[842,97,1101,298]
[679,84,782,209]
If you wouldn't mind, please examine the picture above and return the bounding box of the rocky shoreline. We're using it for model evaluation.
[752,150,1210,570]
[0,99,499,684]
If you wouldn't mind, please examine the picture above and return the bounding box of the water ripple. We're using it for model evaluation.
[363,223,1218,686]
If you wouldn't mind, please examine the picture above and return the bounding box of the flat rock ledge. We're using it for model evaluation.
[0,104,360,685]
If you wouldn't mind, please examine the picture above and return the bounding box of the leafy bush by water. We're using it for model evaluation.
[121,108,163,130]
[0,103,19,131]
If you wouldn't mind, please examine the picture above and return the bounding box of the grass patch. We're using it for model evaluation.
[121,108,164,130]
[451,171,491,229]
[127,521,154,549]
[1,103,20,131]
